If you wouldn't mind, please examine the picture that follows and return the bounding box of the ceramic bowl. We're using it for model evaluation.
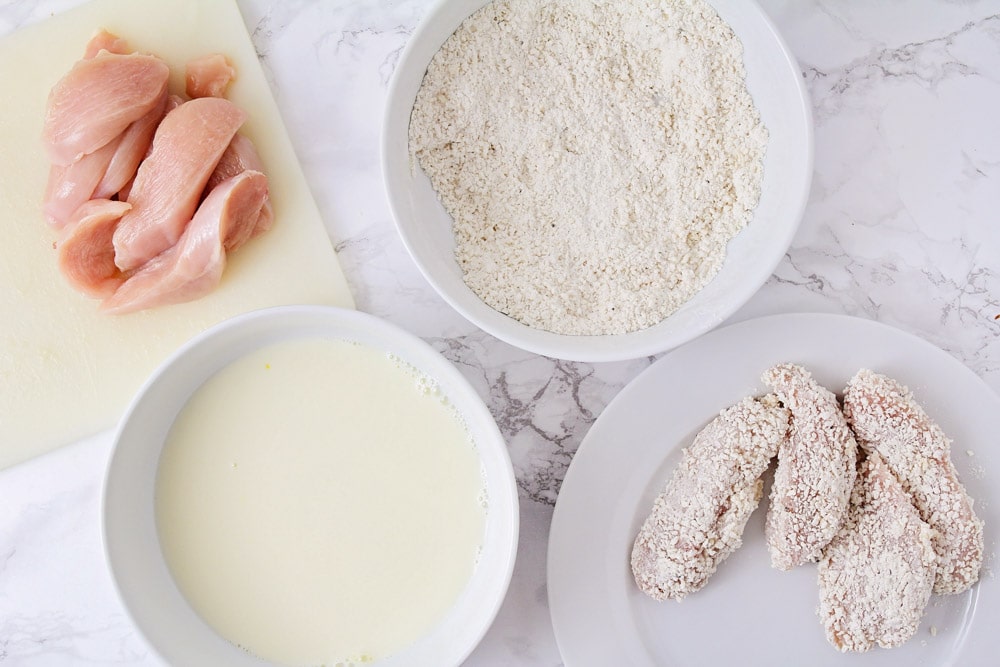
[382,0,812,362]
[103,305,519,666]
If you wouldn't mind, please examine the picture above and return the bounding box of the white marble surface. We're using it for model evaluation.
[1,0,998,665]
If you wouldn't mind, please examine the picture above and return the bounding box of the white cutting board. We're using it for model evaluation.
[0,0,355,470]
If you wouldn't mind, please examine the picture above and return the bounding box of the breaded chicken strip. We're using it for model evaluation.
[818,451,936,652]
[763,363,858,570]
[631,395,789,601]
[843,369,984,595]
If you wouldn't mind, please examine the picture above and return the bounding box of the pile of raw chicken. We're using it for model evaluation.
[42,30,272,314]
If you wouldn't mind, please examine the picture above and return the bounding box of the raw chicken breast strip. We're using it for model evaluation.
[112,97,247,271]
[93,90,167,199]
[185,53,236,99]
[43,136,120,227]
[82,29,130,59]
[113,96,185,203]
[207,134,266,191]
[206,133,274,249]
[843,369,984,595]
[56,199,131,298]
[631,395,789,601]
[818,451,936,652]
[763,363,858,570]
[102,171,269,315]
[42,51,169,165]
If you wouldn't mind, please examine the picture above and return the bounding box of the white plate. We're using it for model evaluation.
[548,313,998,666]
[103,305,518,666]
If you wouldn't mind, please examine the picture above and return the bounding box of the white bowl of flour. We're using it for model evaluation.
[383,0,811,362]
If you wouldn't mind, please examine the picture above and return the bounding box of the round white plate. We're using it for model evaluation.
[548,313,997,666]
[104,305,518,667]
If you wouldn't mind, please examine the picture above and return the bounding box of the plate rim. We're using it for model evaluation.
[547,311,999,666]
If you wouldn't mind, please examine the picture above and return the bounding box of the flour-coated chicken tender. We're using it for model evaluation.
[818,451,936,652]
[843,369,983,595]
[631,395,789,600]
[763,363,858,570]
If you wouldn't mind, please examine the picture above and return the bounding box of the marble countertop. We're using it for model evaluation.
[1,0,998,665]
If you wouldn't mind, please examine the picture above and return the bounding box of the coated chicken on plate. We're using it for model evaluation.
[631,395,789,600]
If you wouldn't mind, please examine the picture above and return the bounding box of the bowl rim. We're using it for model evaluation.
[101,304,519,666]
[381,0,814,363]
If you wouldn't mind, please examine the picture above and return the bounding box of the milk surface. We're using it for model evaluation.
[155,337,487,665]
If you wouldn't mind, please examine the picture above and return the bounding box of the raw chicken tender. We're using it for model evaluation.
[207,133,266,191]
[631,395,790,601]
[56,198,130,298]
[206,133,273,247]
[843,369,984,595]
[42,51,169,165]
[112,97,246,271]
[103,171,269,315]
[82,29,129,59]
[186,53,236,98]
[93,90,167,199]
[763,363,858,570]
[818,452,936,652]
[43,136,120,227]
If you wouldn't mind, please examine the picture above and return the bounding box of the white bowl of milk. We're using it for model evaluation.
[102,305,519,666]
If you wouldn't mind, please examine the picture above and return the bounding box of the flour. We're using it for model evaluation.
[409,0,767,335]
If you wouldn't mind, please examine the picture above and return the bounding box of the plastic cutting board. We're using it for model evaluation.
[0,0,355,469]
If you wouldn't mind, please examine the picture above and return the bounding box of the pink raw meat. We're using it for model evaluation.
[93,90,167,199]
[185,53,236,99]
[111,97,247,271]
[56,198,131,298]
[42,51,169,165]
[207,133,273,249]
[43,136,121,228]
[82,29,130,59]
[103,171,269,315]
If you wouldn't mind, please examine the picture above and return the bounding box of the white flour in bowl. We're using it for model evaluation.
[409,0,767,336]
